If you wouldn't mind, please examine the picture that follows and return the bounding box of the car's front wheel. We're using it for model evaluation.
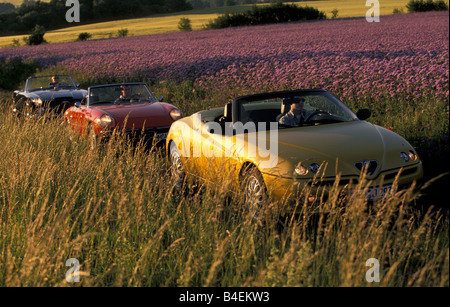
[12,96,28,117]
[241,166,268,220]
[169,141,185,190]
[88,125,99,151]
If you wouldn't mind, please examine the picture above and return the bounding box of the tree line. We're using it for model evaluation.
[189,0,269,9]
[0,0,193,35]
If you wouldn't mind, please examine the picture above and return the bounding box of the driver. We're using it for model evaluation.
[278,97,307,126]
[50,75,68,89]
[114,85,141,103]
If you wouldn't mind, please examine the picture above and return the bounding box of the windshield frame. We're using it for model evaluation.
[86,82,158,107]
[25,75,77,92]
[233,89,358,128]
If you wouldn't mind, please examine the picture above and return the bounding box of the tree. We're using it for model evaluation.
[178,17,192,31]
[165,0,193,12]
[23,24,47,45]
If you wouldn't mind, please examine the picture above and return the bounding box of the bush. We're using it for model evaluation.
[77,32,92,41]
[203,2,326,29]
[178,17,193,31]
[331,8,339,19]
[23,25,47,46]
[11,39,21,47]
[117,28,129,37]
[406,0,449,12]
[0,57,38,91]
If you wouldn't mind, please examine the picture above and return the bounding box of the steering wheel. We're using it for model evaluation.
[305,110,331,123]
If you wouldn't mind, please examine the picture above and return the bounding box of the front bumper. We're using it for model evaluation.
[262,162,424,202]
[100,126,171,145]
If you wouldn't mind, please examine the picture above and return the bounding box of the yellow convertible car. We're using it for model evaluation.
[166,89,423,216]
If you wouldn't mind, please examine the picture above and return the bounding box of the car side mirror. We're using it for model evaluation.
[74,101,81,107]
[158,95,163,102]
[357,108,371,120]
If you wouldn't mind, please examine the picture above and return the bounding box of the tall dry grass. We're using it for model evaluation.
[0,102,448,287]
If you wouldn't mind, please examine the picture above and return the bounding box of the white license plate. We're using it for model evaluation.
[366,185,393,201]
[154,132,168,142]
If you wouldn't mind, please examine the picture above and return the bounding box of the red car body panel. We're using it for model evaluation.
[65,102,176,136]
[64,82,180,144]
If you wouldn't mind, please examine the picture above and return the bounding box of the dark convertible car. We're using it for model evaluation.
[12,75,87,118]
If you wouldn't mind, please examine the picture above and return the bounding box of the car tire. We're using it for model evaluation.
[12,96,27,117]
[241,166,268,220]
[169,141,185,190]
[88,125,99,151]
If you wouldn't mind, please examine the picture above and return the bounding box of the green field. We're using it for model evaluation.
[0,0,410,48]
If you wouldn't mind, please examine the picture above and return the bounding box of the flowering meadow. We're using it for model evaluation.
[1,11,448,102]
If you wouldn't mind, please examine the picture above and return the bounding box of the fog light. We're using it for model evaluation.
[308,195,316,203]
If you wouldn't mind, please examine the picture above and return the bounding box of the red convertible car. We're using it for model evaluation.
[64,82,181,148]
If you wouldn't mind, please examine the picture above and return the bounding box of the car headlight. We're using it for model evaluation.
[295,162,308,176]
[170,108,181,121]
[408,150,418,161]
[401,151,418,162]
[309,163,321,174]
[32,98,43,105]
[95,114,115,128]
[400,152,409,162]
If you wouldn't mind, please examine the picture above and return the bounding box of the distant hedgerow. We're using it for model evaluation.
[0,57,37,91]
[203,2,326,29]
[406,0,449,12]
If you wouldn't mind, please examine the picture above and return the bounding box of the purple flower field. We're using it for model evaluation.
[1,11,448,102]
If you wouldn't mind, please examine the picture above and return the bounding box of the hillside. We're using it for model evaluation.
[0,0,410,48]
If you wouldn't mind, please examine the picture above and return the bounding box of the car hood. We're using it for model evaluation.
[258,120,417,178]
[28,89,87,101]
[92,102,173,129]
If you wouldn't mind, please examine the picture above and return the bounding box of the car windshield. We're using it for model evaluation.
[239,92,358,128]
[26,76,77,91]
[88,84,157,106]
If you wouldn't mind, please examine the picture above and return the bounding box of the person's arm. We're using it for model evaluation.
[279,113,293,126]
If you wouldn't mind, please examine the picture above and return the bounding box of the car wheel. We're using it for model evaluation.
[88,125,99,151]
[169,141,185,190]
[241,166,268,220]
[12,96,27,117]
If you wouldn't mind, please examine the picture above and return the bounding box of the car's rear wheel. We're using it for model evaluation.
[169,141,185,190]
[241,166,268,220]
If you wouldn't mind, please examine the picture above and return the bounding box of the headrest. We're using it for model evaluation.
[281,99,291,115]
[223,102,232,120]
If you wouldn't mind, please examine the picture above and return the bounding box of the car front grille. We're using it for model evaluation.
[354,160,379,176]
[47,98,75,113]
[101,126,170,145]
